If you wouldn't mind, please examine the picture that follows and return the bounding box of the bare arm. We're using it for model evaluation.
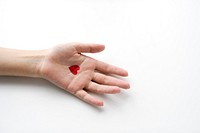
[0,43,130,106]
[0,47,45,77]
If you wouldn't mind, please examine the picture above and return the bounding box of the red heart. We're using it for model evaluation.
[69,65,80,75]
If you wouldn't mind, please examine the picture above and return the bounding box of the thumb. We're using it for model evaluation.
[74,43,105,53]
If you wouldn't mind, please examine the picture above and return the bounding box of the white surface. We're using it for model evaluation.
[0,0,200,132]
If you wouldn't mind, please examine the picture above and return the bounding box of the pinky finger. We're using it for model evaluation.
[74,90,104,106]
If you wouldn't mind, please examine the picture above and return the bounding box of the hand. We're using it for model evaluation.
[39,43,130,106]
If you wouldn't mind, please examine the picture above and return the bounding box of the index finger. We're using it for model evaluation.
[96,61,128,76]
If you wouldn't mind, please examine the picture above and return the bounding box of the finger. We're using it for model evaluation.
[75,90,103,106]
[96,61,128,76]
[67,71,93,93]
[93,72,130,89]
[86,82,121,94]
[74,43,105,53]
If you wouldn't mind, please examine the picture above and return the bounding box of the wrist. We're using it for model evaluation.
[19,49,48,78]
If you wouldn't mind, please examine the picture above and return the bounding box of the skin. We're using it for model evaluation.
[0,42,130,106]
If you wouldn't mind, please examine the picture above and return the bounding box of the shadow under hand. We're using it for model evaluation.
[0,76,73,100]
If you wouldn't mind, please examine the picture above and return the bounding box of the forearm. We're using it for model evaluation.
[0,47,46,77]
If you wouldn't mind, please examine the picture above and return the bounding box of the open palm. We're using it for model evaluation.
[39,43,130,106]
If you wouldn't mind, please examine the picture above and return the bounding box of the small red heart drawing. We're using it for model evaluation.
[69,65,80,75]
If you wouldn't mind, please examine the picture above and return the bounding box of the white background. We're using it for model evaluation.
[0,0,200,132]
